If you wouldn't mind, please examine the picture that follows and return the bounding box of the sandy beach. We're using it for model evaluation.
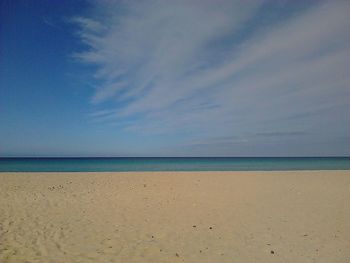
[0,171,349,263]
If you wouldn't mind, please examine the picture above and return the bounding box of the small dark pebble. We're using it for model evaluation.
[176,253,179,257]
[109,246,112,248]
[160,249,162,252]
[270,250,275,254]
[151,235,154,238]
[303,234,308,237]
[193,225,196,228]
[209,227,212,229]
[199,250,202,253]
[267,243,271,246]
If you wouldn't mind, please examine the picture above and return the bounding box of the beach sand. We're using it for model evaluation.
[0,171,349,263]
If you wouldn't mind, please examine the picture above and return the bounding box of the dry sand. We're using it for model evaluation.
[0,171,349,263]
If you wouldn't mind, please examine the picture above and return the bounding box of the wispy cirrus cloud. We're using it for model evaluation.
[73,0,350,156]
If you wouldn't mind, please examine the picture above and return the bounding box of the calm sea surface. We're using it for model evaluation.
[0,157,349,172]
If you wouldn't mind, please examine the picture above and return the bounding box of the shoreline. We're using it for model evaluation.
[1,169,349,173]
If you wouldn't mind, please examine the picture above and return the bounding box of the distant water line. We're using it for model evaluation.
[0,157,349,172]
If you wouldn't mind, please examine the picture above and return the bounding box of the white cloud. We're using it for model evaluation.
[74,0,350,155]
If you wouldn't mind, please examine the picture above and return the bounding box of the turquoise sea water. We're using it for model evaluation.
[0,157,349,172]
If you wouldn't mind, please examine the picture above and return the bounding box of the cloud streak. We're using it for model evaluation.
[74,0,350,156]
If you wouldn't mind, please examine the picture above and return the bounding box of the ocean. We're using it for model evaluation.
[0,157,349,172]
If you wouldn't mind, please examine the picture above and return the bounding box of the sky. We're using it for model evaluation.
[0,0,349,157]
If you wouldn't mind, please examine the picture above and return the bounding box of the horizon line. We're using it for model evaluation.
[1,156,349,159]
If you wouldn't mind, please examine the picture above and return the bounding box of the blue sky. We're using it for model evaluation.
[0,0,349,157]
